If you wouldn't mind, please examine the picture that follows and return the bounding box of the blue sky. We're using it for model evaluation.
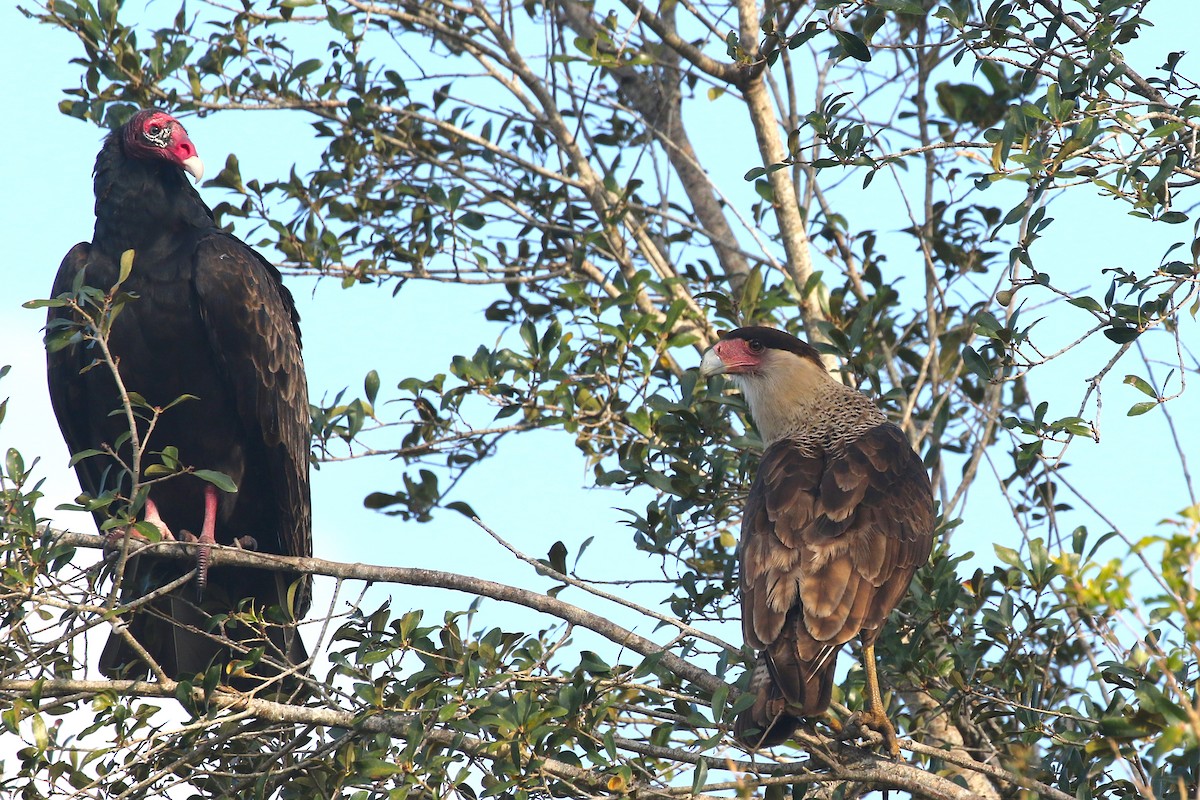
[0,1,1196,661]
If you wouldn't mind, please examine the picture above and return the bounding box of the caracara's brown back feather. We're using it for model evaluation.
[735,423,934,747]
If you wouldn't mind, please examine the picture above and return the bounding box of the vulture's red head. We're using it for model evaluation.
[699,326,834,442]
[121,109,204,182]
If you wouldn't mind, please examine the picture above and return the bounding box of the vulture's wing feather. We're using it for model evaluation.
[191,231,312,611]
[46,243,113,511]
[47,245,91,452]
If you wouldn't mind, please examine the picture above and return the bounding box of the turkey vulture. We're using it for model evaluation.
[46,109,311,683]
[699,327,934,754]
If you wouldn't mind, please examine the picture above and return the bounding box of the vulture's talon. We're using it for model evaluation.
[233,535,258,551]
[178,530,212,596]
[104,527,161,556]
[105,509,177,551]
[104,528,136,552]
[194,540,212,598]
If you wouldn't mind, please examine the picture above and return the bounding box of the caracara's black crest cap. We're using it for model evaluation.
[719,326,823,365]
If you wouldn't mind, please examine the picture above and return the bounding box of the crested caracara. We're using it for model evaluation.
[699,326,934,754]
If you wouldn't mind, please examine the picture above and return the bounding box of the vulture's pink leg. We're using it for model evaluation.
[105,497,176,549]
[143,499,175,540]
[194,484,219,593]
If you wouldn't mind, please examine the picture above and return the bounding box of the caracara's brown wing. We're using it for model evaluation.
[736,422,934,745]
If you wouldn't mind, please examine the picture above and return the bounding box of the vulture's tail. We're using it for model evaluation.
[99,555,307,693]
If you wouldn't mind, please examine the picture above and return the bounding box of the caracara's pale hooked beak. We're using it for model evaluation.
[698,347,728,379]
[181,155,205,183]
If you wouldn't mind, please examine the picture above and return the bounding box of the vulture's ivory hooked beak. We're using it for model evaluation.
[182,155,205,183]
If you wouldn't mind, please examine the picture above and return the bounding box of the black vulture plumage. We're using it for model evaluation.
[46,109,311,683]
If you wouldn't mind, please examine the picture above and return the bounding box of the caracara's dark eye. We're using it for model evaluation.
[748,339,764,353]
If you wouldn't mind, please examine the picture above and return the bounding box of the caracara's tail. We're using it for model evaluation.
[733,641,839,748]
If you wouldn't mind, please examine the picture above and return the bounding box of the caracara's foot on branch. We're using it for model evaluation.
[816,711,844,737]
[841,709,901,757]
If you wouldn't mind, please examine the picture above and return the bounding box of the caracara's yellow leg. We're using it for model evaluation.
[859,642,900,757]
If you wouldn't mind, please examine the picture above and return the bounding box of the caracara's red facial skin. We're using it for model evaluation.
[122,110,201,176]
[711,337,765,374]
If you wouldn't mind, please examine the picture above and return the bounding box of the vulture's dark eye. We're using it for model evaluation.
[148,124,161,135]
[748,339,764,353]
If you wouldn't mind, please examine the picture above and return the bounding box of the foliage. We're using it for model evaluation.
[3,0,1199,797]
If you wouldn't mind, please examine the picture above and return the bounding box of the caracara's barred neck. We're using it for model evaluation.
[771,383,887,454]
[705,326,887,449]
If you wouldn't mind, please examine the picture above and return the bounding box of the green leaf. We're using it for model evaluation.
[870,0,924,12]
[1067,296,1104,313]
[67,449,105,466]
[364,369,380,405]
[1147,122,1183,138]
[787,23,821,50]
[832,30,871,62]
[520,319,538,354]
[1097,715,1152,739]
[962,346,994,380]
[327,7,355,35]
[994,543,1022,570]
[710,684,729,720]
[5,448,24,480]
[691,760,708,795]
[1127,401,1158,417]
[292,58,323,79]
[444,500,477,517]
[547,540,568,574]
[355,759,405,780]
[933,4,964,28]
[578,651,611,675]
[31,714,47,752]
[459,211,485,230]
[194,470,238,493]
[118,249,135,287]
[1103,326,1140,344]
[1122,374,1156,397]
[22,298,69,309]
